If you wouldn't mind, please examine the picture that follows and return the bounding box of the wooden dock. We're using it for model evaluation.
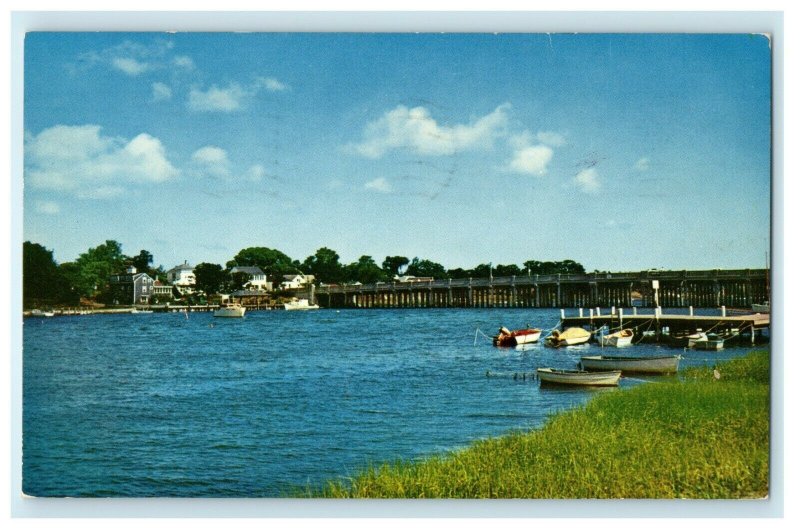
[560,307,770,344]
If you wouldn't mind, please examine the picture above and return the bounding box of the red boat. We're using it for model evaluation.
[493,326,542,347]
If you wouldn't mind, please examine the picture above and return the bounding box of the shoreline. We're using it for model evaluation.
[314,350,770,499]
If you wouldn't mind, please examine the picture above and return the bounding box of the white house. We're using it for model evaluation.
[281,274,315,290]
[230,266,271,291]
[166,262,196,294]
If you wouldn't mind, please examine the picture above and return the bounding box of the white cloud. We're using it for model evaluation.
[508,145,554,175]
[258,77,288,91]
[188,83,248,112]
[351,103,510,158]
[111,57,149,76]
[244,164,266,182]
[635,157,651,171]
[34,200,60,215]
[152,82,172,102]
[365,177,392,193]
[191,145,231,178]
[173,55,195,70]
[536,131,566,147]
[574,168,600,193]
[25,125,179,199]
[507,130,558,175]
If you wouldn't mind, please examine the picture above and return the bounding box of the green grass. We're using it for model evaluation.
[313,350,770,499]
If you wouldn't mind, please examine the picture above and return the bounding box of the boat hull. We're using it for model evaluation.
[600,329,634,347]
[694,340,724,351]
[214,306,246,318]
[537,368,621,387]
[580,355,680,375]
[493,328,542,347]
[751,303,770,313]
[545,327,591,348]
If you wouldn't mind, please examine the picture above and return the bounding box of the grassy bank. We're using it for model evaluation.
[316,351,770,498]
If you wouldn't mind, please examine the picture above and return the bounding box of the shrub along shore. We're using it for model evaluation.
[314,351,770,499]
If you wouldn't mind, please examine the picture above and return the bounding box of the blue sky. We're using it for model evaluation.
[22,32,771,272]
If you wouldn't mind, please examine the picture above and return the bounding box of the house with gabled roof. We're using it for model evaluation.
[281,273,315,290]
[109,266,155,305]
[230,266,271,291]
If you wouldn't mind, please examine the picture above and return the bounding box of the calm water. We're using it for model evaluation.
[22,307,763,497]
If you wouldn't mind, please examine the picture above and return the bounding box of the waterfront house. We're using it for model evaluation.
[230,266,271,291]
[109,266,155,305]
[166,261,196,294]
[281,273,315,290]
[152,280,174,300]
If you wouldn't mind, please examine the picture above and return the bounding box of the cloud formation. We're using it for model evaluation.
[25,125,179,199]
[536,131,566,147]
[635,157,651,171]
[152,82,172,102]
[351,103,510,158]
[112,57,149,76]
[191,145,266,182]
[574,168,600,193]
[364,177,392,193]
[507,131,558,175]
[34,200,60,215]
[187,77,289,112]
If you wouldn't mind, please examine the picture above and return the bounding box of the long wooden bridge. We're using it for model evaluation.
[314,269,769,309]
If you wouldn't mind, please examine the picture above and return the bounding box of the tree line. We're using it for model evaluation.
[22,240,586,308]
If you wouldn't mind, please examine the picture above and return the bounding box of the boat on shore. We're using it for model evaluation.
[579,354,680,375]
[493,326,542,347]
[214,304,246,318]
[30,309,55,317]
[284,298,320,311]
[600,328,634,347]
[537,367,622,387]
[545,327,591,347]
[131,308,153,314]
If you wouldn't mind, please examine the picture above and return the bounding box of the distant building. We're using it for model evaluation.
[230,266,271,291]
[110,266,155,305]
[281,273,315,290]
[394,275,434,283]
[152,280,174,300]
[166,261,196,294]
[229,289,271,308]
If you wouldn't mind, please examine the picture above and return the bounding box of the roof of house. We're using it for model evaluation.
[167,263,194,273]
[231,266,265,275]
[110,272,153,283]
[282,274,315,281]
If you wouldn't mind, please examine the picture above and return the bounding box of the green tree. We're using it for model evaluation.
[494,264,522,277]
[446,267,471,279]
[193,263,226,295]
[23,241,62,307]
[131,249,154,274]
[344,255,387,284]
[71,240,127,298]
[303,247,344,284]
[405,257,448,280]
[381,256,409,278]
[227,247,295,287]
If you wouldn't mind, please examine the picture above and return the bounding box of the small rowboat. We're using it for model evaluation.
[695,339,724,351]
[666,330,707,348]
[537,368,622,387]
[580,355,680,375]
[600,329,634,347]
[493,327,542,347]
[545,327,591,347]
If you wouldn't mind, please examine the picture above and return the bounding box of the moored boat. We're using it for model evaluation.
[537,367,622,387]
[695,338,724,351]
[579,354,680,375]
[493,326,542,347]
[600,328,634,347]
[214,304,246,318]
[545,327,591,347]
[751,301,770,313]
[284,298,320,311]
[666,330,707,348]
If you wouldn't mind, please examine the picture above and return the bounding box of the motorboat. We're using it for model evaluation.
[493,326,542,347]
[284,298,320,311]
[214,304,246,318]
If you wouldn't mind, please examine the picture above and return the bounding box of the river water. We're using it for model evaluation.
[22,307,763,497]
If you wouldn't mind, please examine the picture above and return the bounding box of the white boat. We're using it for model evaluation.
[667,330,707,348]
[30,309,55,317]
[214,304,246,318]
[493,327,542,347]
[751,302,770,313]
[131,309,153,314]
[600,329,634,347]
[284,298,319,311]
[695,338,724,351]
[537,368,622,387]
[545,327,591,347]
[580,355,680,375]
